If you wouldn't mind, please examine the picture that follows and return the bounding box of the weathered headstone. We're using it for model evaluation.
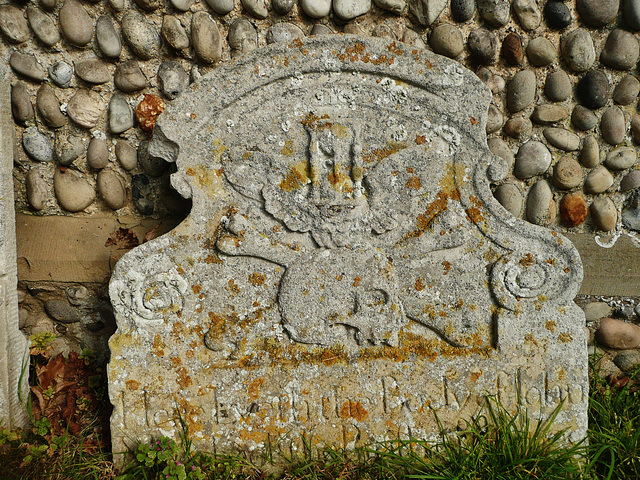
[108,37,587,457]
[0,63,29,429]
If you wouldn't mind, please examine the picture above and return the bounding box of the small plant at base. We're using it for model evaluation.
[28,332,56,356]
[120,436,205,480]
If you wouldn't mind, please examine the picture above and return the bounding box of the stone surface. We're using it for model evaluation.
[544,127,580,151]
[334,0,372,20]
[116,140,138,171]
[410,0,446,26]
[242,0,269,18]
[109,93,135,134]
[11,82,34,125]
[122,11,162,60]
[620,170,640,192]
[632,114,640,143]
[9,52,45,82]
[604,147,636,170]
[27,6,60,47]
[54,132,83,166]
[96,15,122,60]
[514,0,541,30]
[572,105,598,131]
[554,157,583,189]
[561,29,595,72]
[613,75,640,105]
[527,179,556,225]
[467,28,497,65]
[477,0,510,26]
[613,350,640,372]
[0,5,30,44]
[44,299,82,323]
[601,107,626,146]
[0,63,30,428]
[191,12,222,64]
[577,70,610,109]
[600,29,639,71]
[158,61,189,100]
[23,127,53,162]
[109,37,588,459]
[67,89,103,129]
[501,33,524,65]
[532,105,568,125]
[98,169,127,210]
[526,37,556,67]
[273,0,296,14]
[515,140,551,179]
[36,84,66,128]
[373,0,405,14]
[266,23,304,44]
[545,70,571,102]
[560,192,587,227]
[580,135,600,168]
[493,183,523,217]
[49,61,73,88]
[229,19,257,56]
[545,0,572,29]
[577,0,620,27]
[506,69,536,113]
[26,167,48,211]
[624,0,640,30]
[585,165,614,193]
[59,0,93,47]
[301,0,332,18]
[584,302,613,322]
[596,317,640,350]
[590,197,617,231]
[206,0,235,15]
[162,15,190,51]
[53,168,96,212]
[75,58,111,85]
[451,0,475,21]
[115,60,147,93]
[87,138,109,169]
[504,116,532,140]
[430,24,463,58]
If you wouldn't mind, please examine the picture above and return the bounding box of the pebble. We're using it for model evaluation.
[26,7,60,47]
[580,135,600,167]
[451,0,474,21]
[504,116,532,140]
[162,15,190,50]
[430,24,464,58]
[158,61,189,100]
[486,104,504,134]
[138,140,169,177]
[96,15,122,60]
[9,52,46,82]
[40,0,57,11]
[228,18,257,56]
[22,127,53,162]
[577,70,610,109]
[493,183,523,217]
[108,0,125,10]
[554,157,583,189]
[532,105,568,124]
[623,192,640,230]
[54,168,95,212]
[572,105,598,130]
[134,0,162,10]
[596,317,640,349]
[410,0,447,26]
[11,82,34,125]
[561,29,595,72]
[600,107,626,146]
[514,0,541,30]
[132,174,154,215]
[477,67,505,93]
[273,0,295,13]
[544,127,580,151]
[613,350,640,372]
[54,133,83,165]
[467,29,497,65]
[488,137,514,170]
[49,61,73,88]
[620,170,640,192]
[544,0,572,29]
[44,299,81,323]
[206,0,235,15]
[191,11,222,64]
[584,302,613,322]
[591,197,618,231]
[560,192,588,226]
[515,140,551,179]
[600,29,639,71]
[135,94,165,133]
[501,32,524,65]
[67,89,103,129]
[74,58,110,85]
[59,0,93,47]
[87,138,109,169]
[0,5,31,44]
[122,11,162,60]
[477,0,510,27]
[97,169,126,210]
[26,168,48,211]
[114,60,147,92]
[36,84,66,128]
[373,0,405,15]
[310,24,334,36]
[526,37,556,67]
[613,75,640,106]
[527,179,556,225]
[116,140,137,170]
[170,0,195,10]
[585,165,614,193]
[506,69,536,113]
[605,147,636,170]
[545,70,571,101]
[266,22,304,44]
[577,0,620,28]
[242,0,269,19]
[334,0,372,20]
[632,114,640,143]
[624,0,640,30]
[301,0,332,17]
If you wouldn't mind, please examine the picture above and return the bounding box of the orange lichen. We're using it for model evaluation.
[207,312,226,339]
[352,276,361,287]
[248,272,267,286]
[171,357,182,367]
[546,320,557,332]
[415,278,425,291]
[340,401,368,422]
[248,378,264,400]
[558,333,573,343]
[192,285,202,294]
[442,261,452,275]
[126,380,140,391]
[176,367,192,388]
[362,142,407,163]
[152,334,165,357]
[135,94,165,133]
[415,135,426,145]
[520,254,534,267]
[405,176,422,190]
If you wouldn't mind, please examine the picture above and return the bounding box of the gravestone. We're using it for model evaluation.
[0,63,29,429]
[108,37,587,457]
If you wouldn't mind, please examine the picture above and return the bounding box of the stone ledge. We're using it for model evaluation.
[566,233,640,297]
[16,214,181,283]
